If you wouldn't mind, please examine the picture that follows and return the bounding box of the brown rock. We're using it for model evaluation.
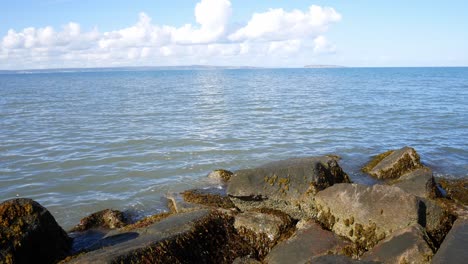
[362,224,434,264]
[0,198,72,263]
[362,147,423,179]
[234,209,294,258]
[70,209,126,232]
[65,209,255,264]
[264,221,351,264]
[437,177,468,205]
[207,169,234,183]
[228,156,350,219]
[181,188,236,209]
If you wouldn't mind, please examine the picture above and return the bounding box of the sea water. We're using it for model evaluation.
[1,67,467,229]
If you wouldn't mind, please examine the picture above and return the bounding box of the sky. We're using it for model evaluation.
[1,0,467,69]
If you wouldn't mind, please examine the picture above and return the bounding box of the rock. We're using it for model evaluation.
[207,169,234,183]
[314,183,450,250]
[228,157,350,219]
[166,193,205,214]
[232,256,262,264]
[181,188,236,209]
[234,209,294,258]
[391,167,442,199]
[307,255,379,264]
[70,209,127,232]
[264,221,351,264]
[437,178,468,206]
[65,209,255,264]
[0,198,72,263]
[362,224,434,264]
[432,218,468,264]
[362,147,423,179]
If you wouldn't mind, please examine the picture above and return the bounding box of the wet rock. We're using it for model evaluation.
[362,224,434,264]
[234,209,294,258]
[391,167,442,199]
[228,156,350,219]
[65,209,255,264]
[362,147,423,179]
[166,193,205,214]
[437,177,468,205]
[207,169,234,183]
[314,183,450,250]
[70,209,127,232]
[181,188,236,209]
[307,255,379,264]
[432,218,468,264]
[0,198,72,264]
[264,221,351,264]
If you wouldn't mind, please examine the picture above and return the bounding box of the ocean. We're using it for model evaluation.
[1,67,467,229]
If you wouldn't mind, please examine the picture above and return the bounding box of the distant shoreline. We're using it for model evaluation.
[1,65,468,74]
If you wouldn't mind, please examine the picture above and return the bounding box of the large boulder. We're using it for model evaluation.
[361,224,434,264]
[0,198,72,263]
[432,218,468,264]
[227,157,350,219]
[264,220,351,264]
[314,183,450,250]
[65,209,255,264]
[362,147,423,179]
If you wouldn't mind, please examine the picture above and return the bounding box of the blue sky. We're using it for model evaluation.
[1,0,467,69]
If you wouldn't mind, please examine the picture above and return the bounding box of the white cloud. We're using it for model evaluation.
[229,5,341,42]
[0,1,341,69]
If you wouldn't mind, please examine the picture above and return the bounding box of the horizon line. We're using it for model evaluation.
[1,65,468,72]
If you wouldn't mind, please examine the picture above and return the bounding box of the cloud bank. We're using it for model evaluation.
[0,0,341,69]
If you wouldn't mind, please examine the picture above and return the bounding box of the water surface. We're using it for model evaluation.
[1,67,467,228]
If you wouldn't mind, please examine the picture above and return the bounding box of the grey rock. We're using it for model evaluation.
[228,156,350,219]
[432,218,468,264]
[363,147,423,179]
[265,221,351,264]
[314,183,450,249]
[391,167,442,199]
[362,224,433,264]
[0,198,72,264]
[307,255,380,264]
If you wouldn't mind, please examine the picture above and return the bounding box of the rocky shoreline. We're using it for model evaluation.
[1,146,467,264]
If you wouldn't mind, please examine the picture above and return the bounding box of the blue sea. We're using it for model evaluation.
[1,67,467,229]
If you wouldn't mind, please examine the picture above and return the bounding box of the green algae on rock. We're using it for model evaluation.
[70,209,127,232]
[362,147,423,179]
[207,169,234,183]
[0,198,72,264]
